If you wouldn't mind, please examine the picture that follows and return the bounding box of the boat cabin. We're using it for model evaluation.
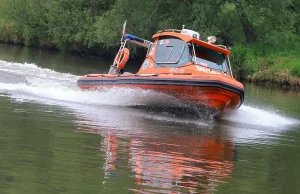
[153,37,230,71]
[138,29,233,76]
[112,28,233,77]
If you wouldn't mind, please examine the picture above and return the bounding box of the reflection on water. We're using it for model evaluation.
[77,122,235,193]
[70,102,297,193]
[0,45,300,193]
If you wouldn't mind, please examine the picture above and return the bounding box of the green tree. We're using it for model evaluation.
[0,0,299,51]
[0,0,50,46]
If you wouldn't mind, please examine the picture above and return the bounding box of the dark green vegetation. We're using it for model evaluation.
[0,0,299,86]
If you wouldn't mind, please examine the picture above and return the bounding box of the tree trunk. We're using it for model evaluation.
[235,2,256,44]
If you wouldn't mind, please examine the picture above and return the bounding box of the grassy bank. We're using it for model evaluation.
[231,41,300,88]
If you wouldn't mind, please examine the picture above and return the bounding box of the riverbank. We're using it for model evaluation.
[246,70,300,89]
[0,40,299,88]
[231,42,300,88]
[1,0,299,89]
[1,17,299,88]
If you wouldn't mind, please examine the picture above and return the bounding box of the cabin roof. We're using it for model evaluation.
[152,31,231,56]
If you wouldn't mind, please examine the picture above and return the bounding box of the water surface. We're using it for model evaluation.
[0,44,300,194]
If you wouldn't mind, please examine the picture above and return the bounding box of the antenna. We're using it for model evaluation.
[122,20,127,36]
[182,25,185,30]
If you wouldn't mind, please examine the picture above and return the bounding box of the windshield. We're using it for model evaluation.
[192,44,229,72]
[155,38,190,68]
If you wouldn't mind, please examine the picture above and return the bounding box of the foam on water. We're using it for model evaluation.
[0,60,187,107]
[220,105,298,127]
[0,59,298,131]
[0,82,188,107]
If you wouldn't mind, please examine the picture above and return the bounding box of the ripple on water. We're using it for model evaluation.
[1,59,300,193]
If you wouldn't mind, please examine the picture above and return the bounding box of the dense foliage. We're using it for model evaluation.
[0,0,299,85]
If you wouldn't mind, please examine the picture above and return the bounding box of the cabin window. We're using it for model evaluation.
[154,37,190,68]
[192,45,229,73]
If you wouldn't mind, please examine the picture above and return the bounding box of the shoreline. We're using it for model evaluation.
[0,42,299,90]
[245,70,300,89]
[245,79,300,90]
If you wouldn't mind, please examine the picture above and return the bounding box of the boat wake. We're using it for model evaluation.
[0,60,187,107]
[221,105,297,127]
[0,59,298,134]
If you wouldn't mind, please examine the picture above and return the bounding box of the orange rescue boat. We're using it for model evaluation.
[78,24,244,116]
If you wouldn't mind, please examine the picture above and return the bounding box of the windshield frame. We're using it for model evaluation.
[156,44,186,64]
[154,37,190,68]
[190,43,229,73]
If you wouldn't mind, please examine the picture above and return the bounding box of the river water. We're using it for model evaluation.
[0,44,300,194]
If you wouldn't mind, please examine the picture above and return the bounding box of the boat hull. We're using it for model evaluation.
[77,75,244,114]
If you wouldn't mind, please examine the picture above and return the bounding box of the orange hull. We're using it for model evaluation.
[78,27,245,115]
[77,74,244,113]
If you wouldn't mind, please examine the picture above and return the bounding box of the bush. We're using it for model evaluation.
[0,21,20,43]
[230,40,300,86]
